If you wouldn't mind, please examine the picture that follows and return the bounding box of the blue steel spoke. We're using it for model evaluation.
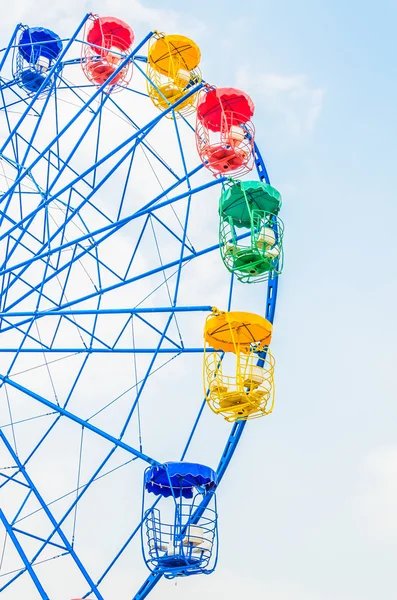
[0,228,101,316]
[0,379,160,465]
[0,347,210,353]
[112,201,195,441]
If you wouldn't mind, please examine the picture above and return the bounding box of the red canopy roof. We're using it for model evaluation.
[87,17,135,53]
[197,87,255,132]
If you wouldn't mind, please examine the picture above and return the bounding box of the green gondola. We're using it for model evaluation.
[219,180,284,283]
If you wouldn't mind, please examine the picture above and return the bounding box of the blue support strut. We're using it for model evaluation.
[0,509,50,599]
[0,374,160,466]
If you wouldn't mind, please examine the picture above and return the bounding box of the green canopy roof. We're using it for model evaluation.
[219,181,282,228]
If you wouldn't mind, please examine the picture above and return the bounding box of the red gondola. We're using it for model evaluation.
[196,87,255,176]
[81,15,134,91]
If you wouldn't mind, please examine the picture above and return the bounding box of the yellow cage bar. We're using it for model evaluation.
[204,349,275,422]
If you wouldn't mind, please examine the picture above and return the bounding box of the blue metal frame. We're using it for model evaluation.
[0,21,280,600]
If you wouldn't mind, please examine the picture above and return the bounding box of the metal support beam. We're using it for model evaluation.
[132,570,163,600]
[0,305,213,318]
[0,375,160,466]
[0,509,50,599]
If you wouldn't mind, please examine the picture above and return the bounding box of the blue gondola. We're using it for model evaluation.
[15,27,63,93]
[142,462,218,578]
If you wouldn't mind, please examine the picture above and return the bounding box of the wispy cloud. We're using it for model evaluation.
[0,0,207,39]
[102,0,207,36]
[237,69,324,138]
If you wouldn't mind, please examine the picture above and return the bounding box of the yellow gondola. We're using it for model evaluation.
[203,309,275,422]
[147,32,202,117]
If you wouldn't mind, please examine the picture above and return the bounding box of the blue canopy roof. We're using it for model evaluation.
[145,462,217,499]
[18,28,63,63]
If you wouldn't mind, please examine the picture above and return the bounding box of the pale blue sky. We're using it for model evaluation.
[1,1,396,599]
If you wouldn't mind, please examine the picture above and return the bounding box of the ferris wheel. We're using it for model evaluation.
[0,14,284,600]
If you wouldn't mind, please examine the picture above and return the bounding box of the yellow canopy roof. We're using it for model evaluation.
[148,34,201,75]
[204,311,273,353]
